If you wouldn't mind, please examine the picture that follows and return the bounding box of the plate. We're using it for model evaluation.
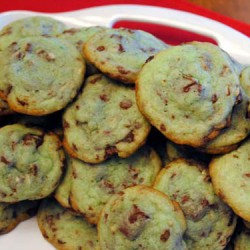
[0,4,249,250]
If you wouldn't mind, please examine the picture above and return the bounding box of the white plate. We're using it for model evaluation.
[0,4,250,250]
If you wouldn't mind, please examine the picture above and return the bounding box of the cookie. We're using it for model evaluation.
[166,141,188,161]
[209,138,250,222]
[83,28,168,84]
[234,226,250,250]
[70,145,161,224]
[54,155,73,209]
[240,66,250,96]
[37,198,100,250]
[63,74,151,163]
[57,26,105,75]
[136,42,241,147]
[2,36,85,115]
[0,16,65,50]
[0,97,13,116]
[0,50,10,99]
[166,140,211,164]
[98,185,187,250]
[0,200,39,234]
[200,90,250,154]
[154,158,237,249]
[0,124,65,202]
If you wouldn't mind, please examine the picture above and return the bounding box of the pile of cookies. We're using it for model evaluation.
[0,15,249,250]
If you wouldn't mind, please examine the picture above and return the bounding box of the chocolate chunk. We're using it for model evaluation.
[120,99,132,109]
[128,205,150,224]
[97,46,105,51]
[160,229,170,242]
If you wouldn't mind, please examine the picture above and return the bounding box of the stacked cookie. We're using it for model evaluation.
[0,15,249,250]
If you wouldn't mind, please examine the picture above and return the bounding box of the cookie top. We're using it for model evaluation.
[58,26,106,55]
[83,28,168,84]
[0,200,38,234]
[0,50,10,99]
[136,42,241,147]
[2,37,85,115]
[154,158,236,249]
[63,74,151,163]
[0,16,65,50]
[240,66,250,96]
[201,90,250,154]
[0,124,65,202]
[58,26,106,75]
[98,185,187,250]
[54,155,73,209]
[37,198,100,250]
[209,137,250,222]
[70,145,161,224]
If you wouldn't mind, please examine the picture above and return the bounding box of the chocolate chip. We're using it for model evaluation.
[117,66,130,75]
[120,99,132,109]
[105,145,118,158]
[118,44,125,52]
[160,229,170,242]
[1,156,10,164]
[16,98,28,106]
[128,205,150,224]
[62,28,79,34]
[25,43,33,52]
[145,55,154,63]
[90,75,102,84]
[160,124,166,132]
[100,94,109,102]
[96,46,105,51]
[211,94,218,103]
[119,131,134,143]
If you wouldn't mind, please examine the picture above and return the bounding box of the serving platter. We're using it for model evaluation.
[0,4,250,250]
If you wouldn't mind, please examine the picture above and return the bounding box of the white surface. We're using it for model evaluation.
[0,4,249,250]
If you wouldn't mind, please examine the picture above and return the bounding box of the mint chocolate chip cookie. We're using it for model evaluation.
[98,185,187,250]
[154,158,236,249]
[63,74,151,163]
[0,16,65,50]
[70,145,161,224]
[2,37,85,115]
[136,42,241,147]
[209,137,250,222]
[0,124,65,202]
[0,200,38,234]
[83,28,168,83]
[37,198,100,250]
